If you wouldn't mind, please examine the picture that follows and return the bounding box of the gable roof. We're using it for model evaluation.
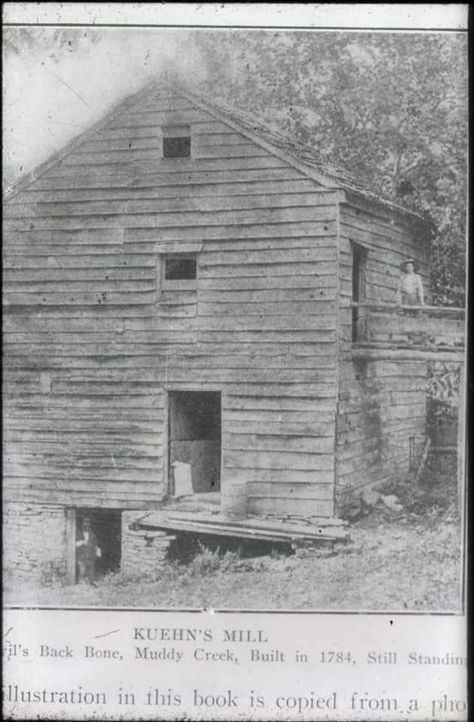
[182,88,356,187]
[5,79,425,223]
[176,84,425,223]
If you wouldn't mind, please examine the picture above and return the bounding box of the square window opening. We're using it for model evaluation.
[162,125,191,158]
[163,136,191,158]
[164,254,197,281]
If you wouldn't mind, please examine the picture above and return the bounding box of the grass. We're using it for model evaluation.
[4,454,464,612]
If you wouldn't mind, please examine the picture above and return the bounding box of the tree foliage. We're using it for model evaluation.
[195,32,467,306]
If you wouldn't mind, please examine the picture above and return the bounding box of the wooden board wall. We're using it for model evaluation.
[335,202,430,505]
[3,89,339,517]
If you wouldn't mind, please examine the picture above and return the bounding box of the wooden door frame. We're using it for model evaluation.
[163,386,223,497]
[65,508,77,585]
[351,240,369,342]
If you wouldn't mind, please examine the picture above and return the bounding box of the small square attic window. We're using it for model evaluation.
[162,125,191,158]
[164,254,197,281]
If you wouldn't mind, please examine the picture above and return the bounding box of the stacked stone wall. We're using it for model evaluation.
[3,505,176,584]
[121,511,175,577]
[3,502,67,583]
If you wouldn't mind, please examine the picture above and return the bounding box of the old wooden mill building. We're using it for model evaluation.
[3,82,465,583]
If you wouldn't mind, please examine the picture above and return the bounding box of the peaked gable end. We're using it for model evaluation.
[6,84,333,205]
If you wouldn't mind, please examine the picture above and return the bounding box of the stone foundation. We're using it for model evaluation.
[3,502,67,583]
[121,511,175,577]
[3,504,177,584]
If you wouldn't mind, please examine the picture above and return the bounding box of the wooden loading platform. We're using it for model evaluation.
[130,493,350,545]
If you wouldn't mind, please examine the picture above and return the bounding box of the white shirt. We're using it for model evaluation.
[396,272,424,306]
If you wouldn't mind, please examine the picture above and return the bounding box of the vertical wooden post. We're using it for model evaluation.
[164,391,171,497]
[65,508,76,585]
[457,362,466,515]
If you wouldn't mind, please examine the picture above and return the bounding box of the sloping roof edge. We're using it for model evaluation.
[3,81,158,202]
[174,86,340,191]
[174,84,426,224]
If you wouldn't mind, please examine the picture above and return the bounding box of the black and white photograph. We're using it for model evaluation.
[3,7,467,617]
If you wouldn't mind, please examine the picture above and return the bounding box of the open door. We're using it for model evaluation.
[73,508,122,583]
[168,391,221,494]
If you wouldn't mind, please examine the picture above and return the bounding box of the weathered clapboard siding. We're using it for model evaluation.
[221,388,336,516]
[5,194,335,218]
[335,200,430,506]
[3,210,333,233]
[3,381,167,509]
[4,358,338,375]
[338,204,430,302]
[13,181,336,206]
[29,167,309,191]
[9,193,337,218]
[13,180,329,204]
[4,88,340,517]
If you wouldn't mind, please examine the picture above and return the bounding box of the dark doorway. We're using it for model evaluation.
[351,241,368,342]
[75,509,121,581]
[168,391,221,494]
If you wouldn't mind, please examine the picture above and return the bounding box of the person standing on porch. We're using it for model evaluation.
[396,258,425,306]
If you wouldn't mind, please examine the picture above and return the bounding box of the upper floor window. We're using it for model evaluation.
[164,254,197,281]
[162,125,191,158]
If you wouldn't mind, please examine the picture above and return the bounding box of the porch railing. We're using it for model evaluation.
[351,302,465,354]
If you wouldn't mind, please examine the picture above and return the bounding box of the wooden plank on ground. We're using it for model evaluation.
[138,510,348,541]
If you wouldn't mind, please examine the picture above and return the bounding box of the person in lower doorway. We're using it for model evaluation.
[76,517,101,585]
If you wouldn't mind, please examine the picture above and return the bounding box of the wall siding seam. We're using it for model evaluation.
[334,196,342,512]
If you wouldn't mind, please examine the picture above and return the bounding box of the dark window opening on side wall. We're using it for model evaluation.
[351,241,368,342]
[162,125,191,158]
[164,254,197,281]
